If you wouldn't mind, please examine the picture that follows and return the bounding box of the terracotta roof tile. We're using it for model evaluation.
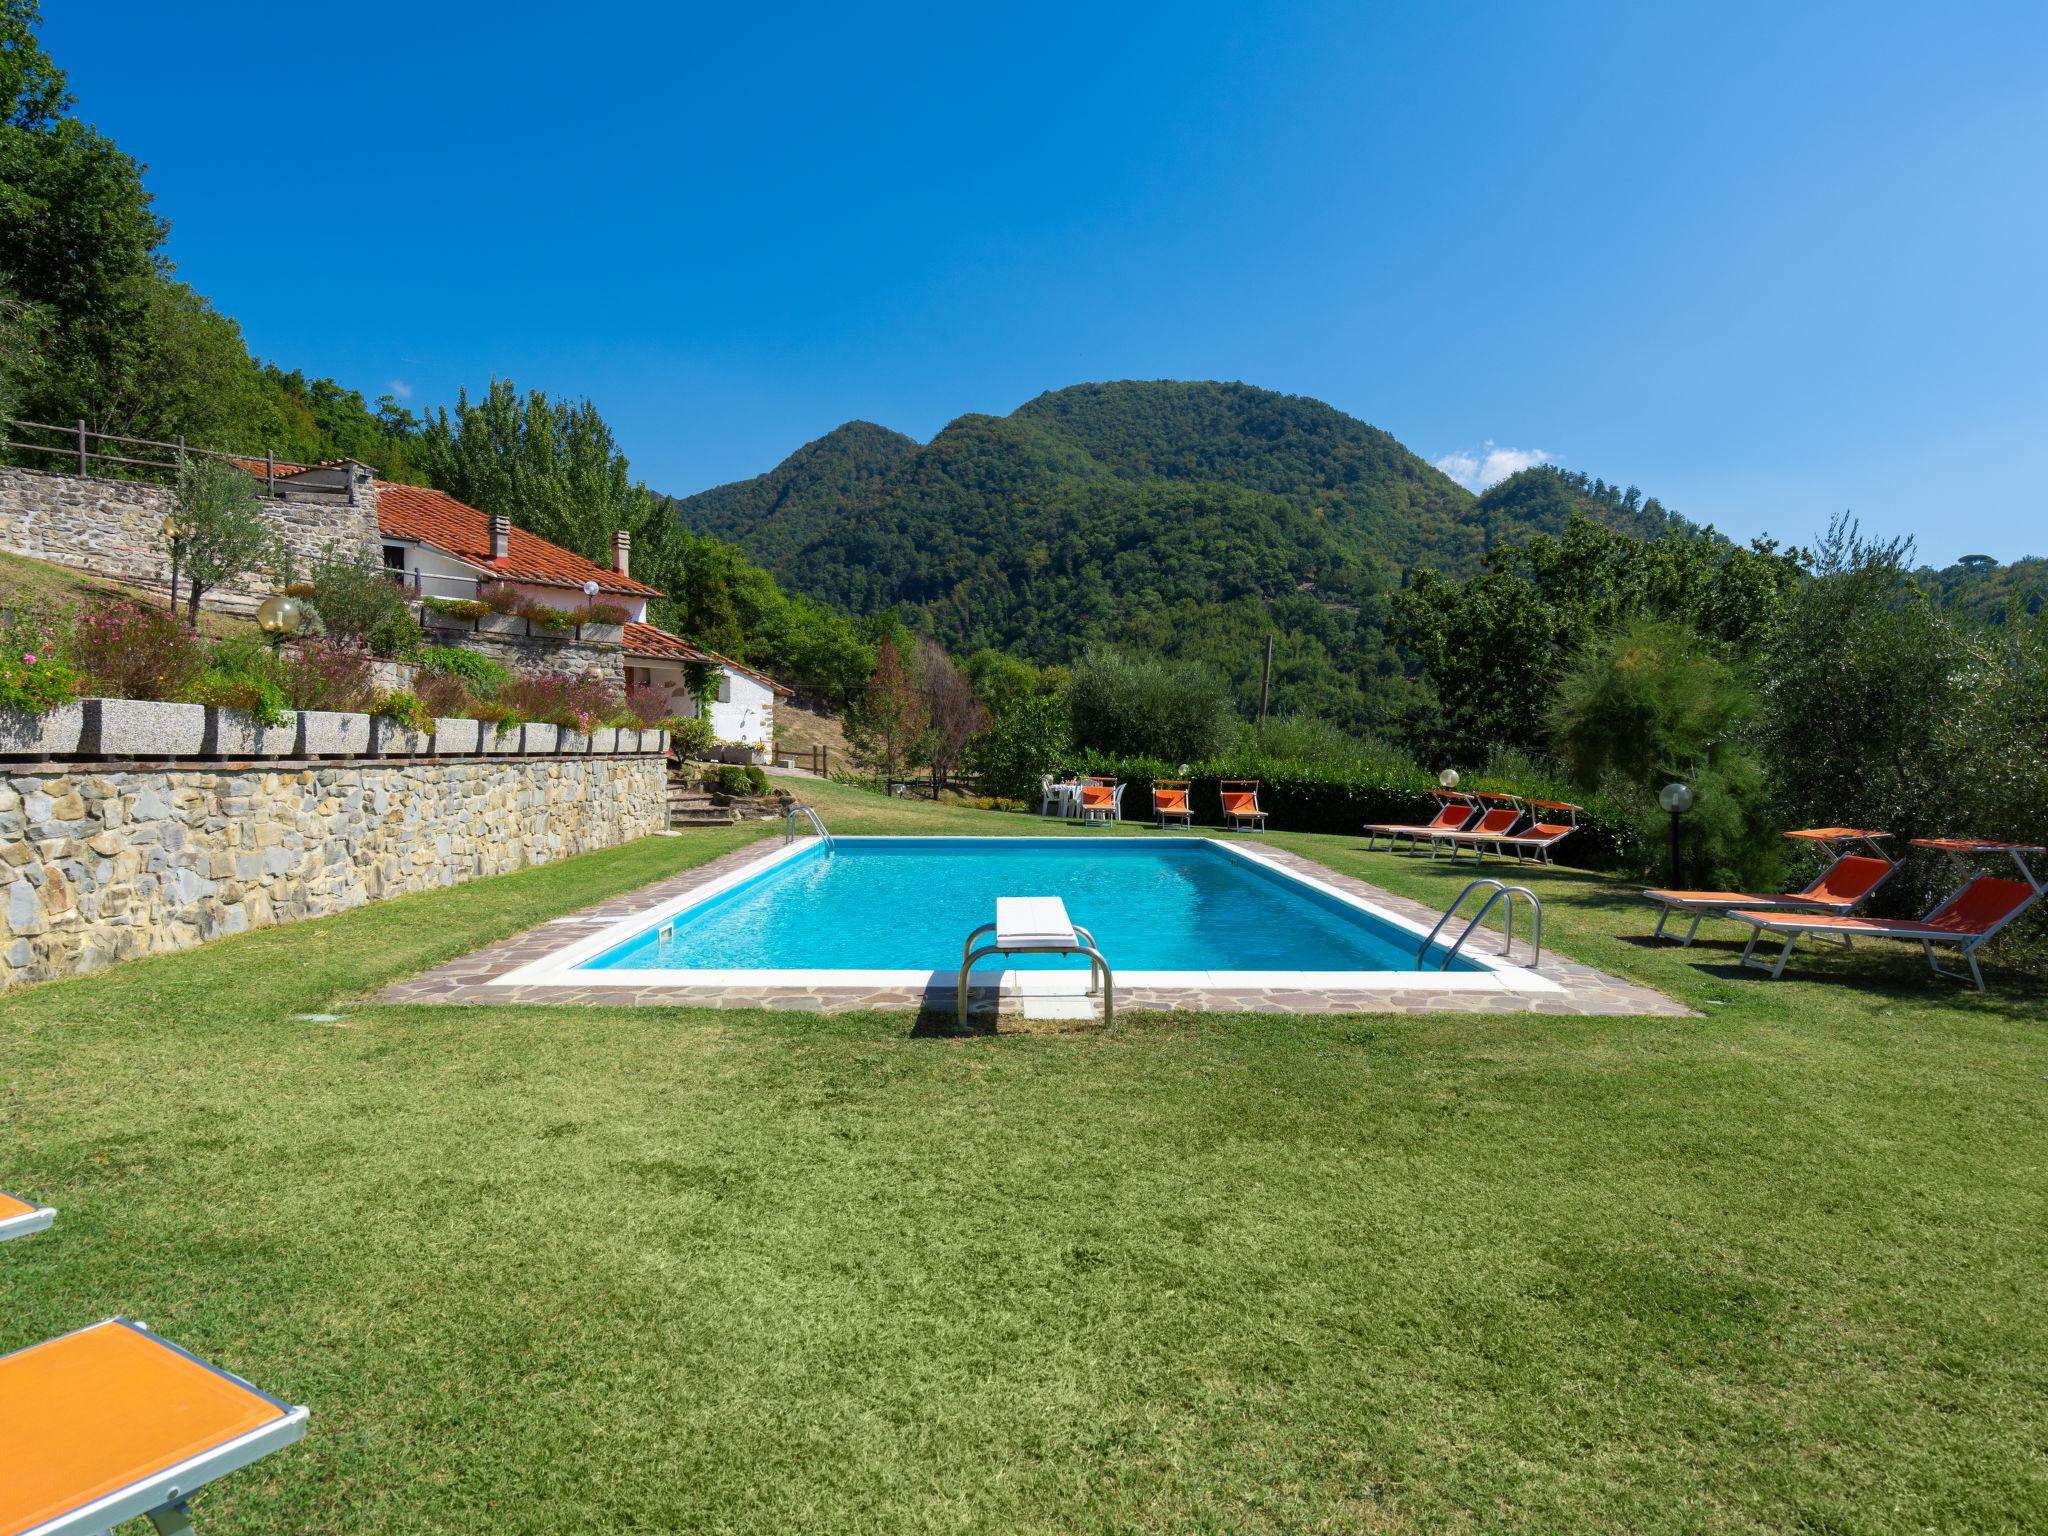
[374,482,662,598]
[623,624,793,695]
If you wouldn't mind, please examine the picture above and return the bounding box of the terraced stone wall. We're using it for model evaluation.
[0,753,665,988]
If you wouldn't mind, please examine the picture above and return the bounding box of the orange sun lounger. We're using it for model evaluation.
[0,1317,308,1536]
[1363,791,1476,851]
[1150,779,1192,829]
[1454,799,1582,865]
[1414,793,1524,860]
[0,1189,55,1243]
[1729,838,2046,989]
[1220,780,1266,832]
[1643,827,1899,945]
[1078,777,1124,826]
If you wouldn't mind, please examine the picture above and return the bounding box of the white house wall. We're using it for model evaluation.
[628,660,777,749]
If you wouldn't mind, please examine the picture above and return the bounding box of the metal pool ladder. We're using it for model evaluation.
[784,804,832,849]
[1417,878,1542,969]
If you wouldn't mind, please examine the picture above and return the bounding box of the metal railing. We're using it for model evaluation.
[0,416,360,504]
[783,804,832,849]
[1417,879,1542,969]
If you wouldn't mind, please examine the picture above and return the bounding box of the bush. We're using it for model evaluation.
[414,671,475,720]
[63,599,204,702]
[587,602,630,626]
[183,636,292,727]
[501,668,621,732]
[478,582,524,616]
[665,713,714,756]
[282,637,376,712]
[623,682,670,729]
[306,547,416,657]
[371,691,433,732]
[708,764,770,796]
[963,692,1071,802]
[1068,648,1238,762]
[0,613,82,714]
[418,646,512,695]
[422,597,489,621]
[517,600,579,632]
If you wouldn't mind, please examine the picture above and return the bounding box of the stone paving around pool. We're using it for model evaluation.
[378,835,1692,1019]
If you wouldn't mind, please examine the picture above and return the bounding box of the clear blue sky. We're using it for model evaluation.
[53,2,2048,562]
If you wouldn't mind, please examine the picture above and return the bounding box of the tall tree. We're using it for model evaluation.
[846,637,928,783]
[919,637,986,787]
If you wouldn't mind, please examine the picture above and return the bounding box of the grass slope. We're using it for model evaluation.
[3,780,2044,1533]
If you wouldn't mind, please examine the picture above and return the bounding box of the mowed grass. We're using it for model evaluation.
[3,780,2045,1533]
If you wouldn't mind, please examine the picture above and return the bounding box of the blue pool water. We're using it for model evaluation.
[581,837,1476,972]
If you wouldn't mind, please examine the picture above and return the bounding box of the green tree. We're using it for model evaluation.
[172,458,276,624]
[1067,648,1238,762]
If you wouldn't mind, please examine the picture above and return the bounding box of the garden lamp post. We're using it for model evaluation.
[1659,781,1694,888]
[161,515,185,614]
[582,578,600,616]
[1439,769,1460,789]
[256,593,306,651]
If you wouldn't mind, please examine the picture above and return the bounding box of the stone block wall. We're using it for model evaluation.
[0,463,380,612]
[422,612,626,683]
[0,753,666,989]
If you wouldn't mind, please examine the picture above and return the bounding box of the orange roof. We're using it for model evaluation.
[623,623,793,695]
[374,483,660,598]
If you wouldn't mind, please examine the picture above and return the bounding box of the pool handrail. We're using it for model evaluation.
[1417,878,1542,969]
[783,804,832,849]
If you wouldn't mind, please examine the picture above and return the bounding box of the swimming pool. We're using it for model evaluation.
[495,836,1560,1000]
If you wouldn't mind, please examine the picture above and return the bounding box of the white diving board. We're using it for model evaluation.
[958,896,1115,1028]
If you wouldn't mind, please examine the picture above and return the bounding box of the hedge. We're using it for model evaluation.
[1064,750,1646,873]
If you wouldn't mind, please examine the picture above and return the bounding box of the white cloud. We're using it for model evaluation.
[387,378,414,401]
[1434,440,1552,492]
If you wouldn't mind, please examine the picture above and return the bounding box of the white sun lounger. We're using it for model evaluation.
[0,1188,55,1243]
[957,896,1115,1028]
[0,1317,308,1536]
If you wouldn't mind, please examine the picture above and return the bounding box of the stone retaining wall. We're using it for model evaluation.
[0,751,667,989]
[0,462,379,612]
[420,608,625,682]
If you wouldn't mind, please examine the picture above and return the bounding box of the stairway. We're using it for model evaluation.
[668,785,738,828]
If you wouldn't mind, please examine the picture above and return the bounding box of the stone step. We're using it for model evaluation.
[668,807,738,827]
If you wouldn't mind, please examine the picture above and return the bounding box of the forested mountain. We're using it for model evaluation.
[1915,555,2048,626]
[668,381,1699,733]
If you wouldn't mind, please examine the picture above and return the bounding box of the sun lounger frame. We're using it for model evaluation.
[0,1188,55,1243]
[1730,839,2045,989]
[1644,828,1899,945]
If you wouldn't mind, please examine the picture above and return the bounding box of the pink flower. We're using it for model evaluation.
[21,654,35,665]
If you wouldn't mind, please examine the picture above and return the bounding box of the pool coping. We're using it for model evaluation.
[378,833,1693,1019]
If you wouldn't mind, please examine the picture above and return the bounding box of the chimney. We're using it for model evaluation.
[610,529,631,578]
[490,514,511,561]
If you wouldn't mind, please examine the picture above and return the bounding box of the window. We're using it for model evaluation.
[717,674,733,703]
[381,544,406,572]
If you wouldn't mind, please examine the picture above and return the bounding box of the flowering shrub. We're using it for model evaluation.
[502,668,620,733]
[282,637,376,712]
[623,682,671,729]
[414,671,475,719]
[666,713,714,755]
[185,672,292,727]
[64,600,204,701]
[0,614,83,714]
[371,690,434,732]
[478,582,524,616]
[587,602,630,626]
[422,597,489,621]
[516,600,579,632]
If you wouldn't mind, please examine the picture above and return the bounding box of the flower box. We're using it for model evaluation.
[296,709,372,757]
[577,622,625,646]
[205,708,293,759]
[88,698,209,758]
[0,701,86,758]
[433,718,483,755]
[519,722,558,755]
[370,717,433,756]
[476,613,526,638]
[557,729,594,755]
[420,607,473,633]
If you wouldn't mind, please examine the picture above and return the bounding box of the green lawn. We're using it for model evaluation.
[4,780,2044,1533]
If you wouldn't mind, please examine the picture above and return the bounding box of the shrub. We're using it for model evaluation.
[745,764,769,795]
[418,645,512,695]
[517,600,579,632]
[709,764,768,796]
[422,596,490,621]
[306,546,415,656]
[501,668,621,733]
[0,613,82,714]
[183,636,292,727]
[623,682,670,729]
[64,600,205,701]
[1068,648,1238,762]
[665,713,714,755]
[282,637,376,712]
[587,602,630,626]
[469,699,522,735]
[371,690,434,732]
[414,672,475,720]
[963,692,1071,802]
[478,582,524,616]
